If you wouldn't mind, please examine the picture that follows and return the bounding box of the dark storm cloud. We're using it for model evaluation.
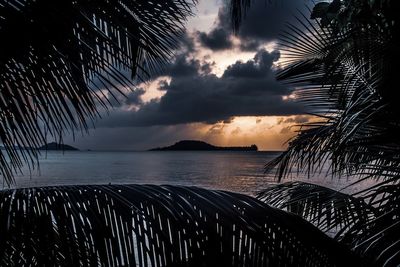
[197,27,233,50]
[239,39,263,51]
[167,54,200,77]
[223,50,280,78]
[234,0,308,42]
[180,31,196,53]
[197,0,309,51]
[97,48,305,127]
[125,88,145,106]
[196,7,233,51]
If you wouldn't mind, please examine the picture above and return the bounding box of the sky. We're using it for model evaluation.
[64,0,313,151]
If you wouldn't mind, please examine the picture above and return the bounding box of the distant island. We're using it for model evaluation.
[149,140,258,151]
[39,142,79,151]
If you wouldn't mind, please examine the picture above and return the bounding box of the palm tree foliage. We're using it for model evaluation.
[269,0,400,181]
[257,182,376,237]
[257,182,400,266]
[0,184,362,266]
[259,0,400,265]
[0,0,196,185]
[0,0,398,265]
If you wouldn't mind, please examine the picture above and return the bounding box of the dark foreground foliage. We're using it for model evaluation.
[0,0,196,185]
[0,184,361,267]
[259,1,400,266]
[1,0,399,266]
[257,182,376,237]
[258,182,400,266]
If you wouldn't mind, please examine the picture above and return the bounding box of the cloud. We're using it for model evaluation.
[222,50,280,78]
[196,0,308,51]
[280,126,292,134]
[63,1,313,151]
[277,115,311,125]
[234,0,307,42]
[207,123,226,135]
[196,8,234,51]
[167,54,200,77]
[239,39,264,52]
[97,48,305,128]
[231,127,241,135]
[125,88,145,106]
[197,27,233,50]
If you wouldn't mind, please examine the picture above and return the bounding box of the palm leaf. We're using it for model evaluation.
[340,183,400,266]
[0,184,364,266]
[271,6,400,186]
[228,0,251,33]
[0,0,196,185]
[256,181,400,265]
[268,2,400,265]
[257,182,376,237]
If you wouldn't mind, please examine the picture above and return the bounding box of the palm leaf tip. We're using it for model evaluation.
[229,0,252,33]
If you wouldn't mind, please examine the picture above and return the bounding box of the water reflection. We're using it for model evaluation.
[4,150,370,195]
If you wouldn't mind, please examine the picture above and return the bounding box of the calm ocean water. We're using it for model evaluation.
[5,151,358,195]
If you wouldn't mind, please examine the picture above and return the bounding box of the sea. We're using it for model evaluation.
[4,150,361,195]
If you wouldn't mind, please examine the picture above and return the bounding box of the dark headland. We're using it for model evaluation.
[149,140,258,151]
[39,142,79,151]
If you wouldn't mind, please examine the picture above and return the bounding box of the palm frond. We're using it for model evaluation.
[269,2,400,265]
[339,183,400,266]
[0,184,363,266]
[229,0,251,33]
[257,182,376,237]
[0,0,196,185]
[271,5,400,186]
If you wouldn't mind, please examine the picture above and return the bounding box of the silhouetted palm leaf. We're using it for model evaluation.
[0,0,195,185]
[229,0,251,32]
[272,9,397,181]
[257,182,376,237]
[339,183,400,266]
[264,1,400,265]
[0,184,363,266]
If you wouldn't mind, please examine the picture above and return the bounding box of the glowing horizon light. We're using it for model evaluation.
[187,115,313,151]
